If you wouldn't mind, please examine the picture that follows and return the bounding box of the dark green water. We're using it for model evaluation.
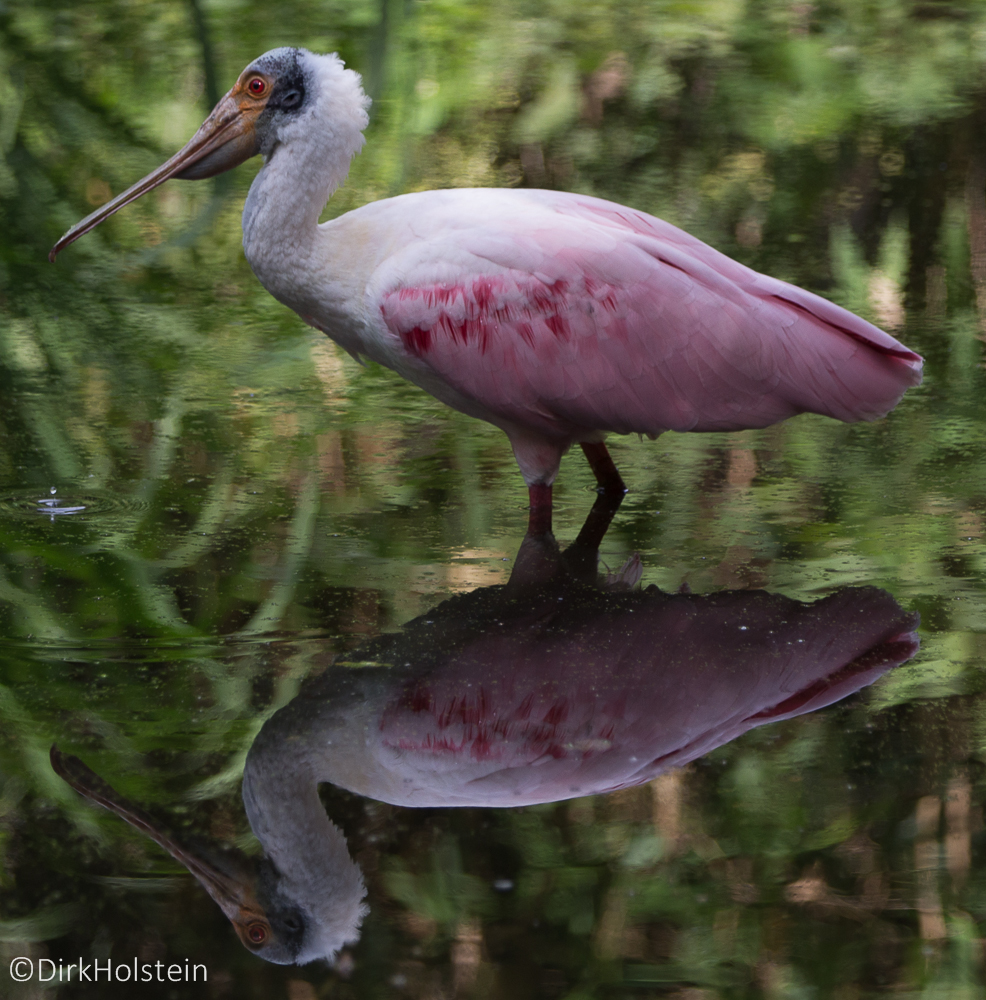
[3,1,986,997]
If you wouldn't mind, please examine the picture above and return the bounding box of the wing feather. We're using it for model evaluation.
[374,191,922,443]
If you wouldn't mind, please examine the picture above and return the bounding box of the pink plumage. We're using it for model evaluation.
[49,48,924,533]
[274,570,918,809]
[376,190,922,498]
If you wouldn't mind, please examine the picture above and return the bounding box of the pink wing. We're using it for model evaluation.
[377,191,922,442]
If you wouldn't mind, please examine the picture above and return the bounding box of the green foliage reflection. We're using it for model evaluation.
[1,0,986,998]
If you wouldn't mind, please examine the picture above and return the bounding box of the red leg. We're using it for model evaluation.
[527,483,553,536]
[580,442,627,494]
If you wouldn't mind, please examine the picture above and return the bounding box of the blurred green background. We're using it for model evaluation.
[2,0,986,996]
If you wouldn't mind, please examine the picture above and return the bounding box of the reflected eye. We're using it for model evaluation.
[246,922,268,945]
[247,77,267,96]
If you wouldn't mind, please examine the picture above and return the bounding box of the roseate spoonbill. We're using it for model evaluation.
[50,525,919,965]
[50,48,924,532]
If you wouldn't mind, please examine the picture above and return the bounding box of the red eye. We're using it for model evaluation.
[247,77,266,96]
[246,923,268,945]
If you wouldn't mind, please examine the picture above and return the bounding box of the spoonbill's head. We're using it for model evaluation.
[49,746,362,965]
[48,47,368,262]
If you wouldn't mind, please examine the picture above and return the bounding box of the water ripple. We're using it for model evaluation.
[0,487,150,521]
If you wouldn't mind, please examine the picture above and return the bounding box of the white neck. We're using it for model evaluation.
[241,757,353,880]
[242,736,365,962]
[241,51,369,310]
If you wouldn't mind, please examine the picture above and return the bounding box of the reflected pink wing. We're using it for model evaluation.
[373,586,918,805]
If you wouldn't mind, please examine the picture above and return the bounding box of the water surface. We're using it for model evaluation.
[2,2,986,997]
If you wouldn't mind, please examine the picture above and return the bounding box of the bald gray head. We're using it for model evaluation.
[242,48,310,158]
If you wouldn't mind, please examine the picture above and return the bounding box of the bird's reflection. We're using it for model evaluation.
[51,501,919,966]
